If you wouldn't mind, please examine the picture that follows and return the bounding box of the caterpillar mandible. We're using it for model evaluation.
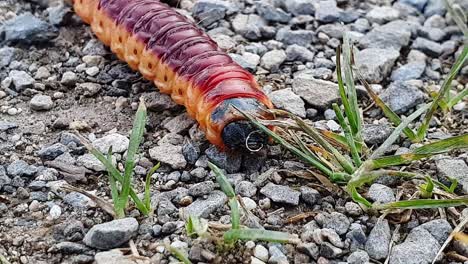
[72,0,273,150]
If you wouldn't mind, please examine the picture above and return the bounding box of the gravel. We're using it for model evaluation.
[292,73,339,109]
[149,144,187,169]
[260,183,300,205]
[362,124,394,145]
[435,158,468,194]
[380,81,426,114]
[1,12,58,44]
[183,190,227,218]
[365,219,391,260]
[9,70,35,91]
[368,183,396,204]
[92,133,129,154]
[354,48,400,83]
[315,212,350,235]
[412,37,443,57]
[83,218,139,250]
[269,88,306,117]
[30,95,54,111]
[260,49,286,72]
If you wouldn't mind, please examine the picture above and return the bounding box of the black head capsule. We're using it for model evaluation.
[211,98,270,151]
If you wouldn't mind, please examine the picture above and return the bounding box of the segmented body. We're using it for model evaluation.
[73,0,273,148]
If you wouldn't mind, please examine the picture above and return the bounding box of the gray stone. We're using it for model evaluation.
[418,219,452,245]
[0,47,16,67]
[260,183,300,205]
[424,0,446,16]
[418,26,446,42]
[347,250,370,264]
[92,133,129,154]
[436,158,468,194]
[205,146,242,173]
[256,2,291,23]
[300,186,321,205]
[232,14,266,40]
[362,124,394,145]
[315,212,350,235]
[47,4,72,26]
[276,28,315,46]
[143,92,177,112]
[254,244,269,262]
[359,20,412,51]
[380,81,426,114]
[83,39,107,56]
[355,48,399,83]
[192,0,238,17]
[0,121,18,131]
[230,52,260,72]
[0,166,11,190]
[2,12,58,44]
[77,153,110,172]
[63,192,92,208]
[351,18,370,33]
[77,82,101,97]
[7,160,37,177]
[164,113,195,134]
[269,245,288,264]
[235,181,257,197]
[188,181,215,197]
[292,73,339,109]
[30,94,54,111]
[283,0,315,15]
[95,249,139,264]
[317,23,347,39]
[60,71,78,86]
[399,0,427,11]
[37,143,67,160]
[9,70,35,91]
[347,223,367,250]
[366,6,400,24]
[315,0,342,23]
[412,37,442,57]
[298,242,319,259]
[319,242,343,258]
[183,190,227,218]
[365,219,391,260]
[389,226,440,264]
[368,183,396,204]
[149,144,186,169]
[270,88,306,117]
[285,45,315,62]
[83,218,138,250]
[182,141,200,165]
[157,199,178,216]
[391,62,426,81]
[260,49,286,72]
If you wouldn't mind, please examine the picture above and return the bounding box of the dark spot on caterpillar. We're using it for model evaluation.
[133,49,138,55]
[99,21,103,27]
[164,75,168,82]
[118,36,122,43]
[148,63,153,69]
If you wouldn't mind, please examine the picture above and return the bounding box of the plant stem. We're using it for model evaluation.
[332,103,362,167]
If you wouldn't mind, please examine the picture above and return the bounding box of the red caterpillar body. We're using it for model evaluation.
[73,0,273,149]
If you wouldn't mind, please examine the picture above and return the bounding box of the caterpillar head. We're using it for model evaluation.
[211,98,271,152]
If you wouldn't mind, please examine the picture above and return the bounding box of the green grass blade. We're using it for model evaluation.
[342,34,361,138]
[0,254,12,264]
[358,75,417,140]
[417,46,468,140]
[144,163,160,211]
[168,246,192,264]
[234,106,334,177]
[413,134,468,155]
[85,143,149,215]
[118,100,147,210]
[224,229,299,244]
[374,198,468,210]
[447,88,468,108]
[293,116,355,174]
[445,0,468,38]
[229,197,240,230]
[371,103,430,159]
[185,215,209,237]
[209,162,236,197]
[319,129,364,153]
[369,153,431,169]
[336,46,357,136]
[332,103,362,167]
[420,176,435,198]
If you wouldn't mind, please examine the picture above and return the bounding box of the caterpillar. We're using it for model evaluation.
[72,0,273,150]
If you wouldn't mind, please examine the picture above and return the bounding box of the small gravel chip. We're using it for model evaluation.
[9,70,35,91]
[37,143,68,160]
[83,217,139,249]
[183,190,227,218]
[49,204,62,219]
[269,88,306,117]
[7,160,38,177]
[60,71,78,86]
[300,186,321,205]
[149,144,187,169]
[315,212,350,235]
[188,181,215,197]
[235,181,257,197]
[354,48,400,83]
[362,124,394,146]
[254,244,269,262]
[92,133,129,154]
[347,250,370,264]
[260,49,286,72]
[30,94,54,111]
[436,158,468,194]
[368,183,396,204]
[389,225,440,264]
[380,81,426,114]
[260,183,300,205]
[292,74,339,109]
[365,219,391,260]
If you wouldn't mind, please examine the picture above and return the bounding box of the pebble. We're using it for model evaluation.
[418,219,452,245]
[399,0,427,11]
[389,225,440,264]
[30,94,54,111]
[315,0,341,23]
[47,4,72,26]
[188,181,215,197]
[362,124,393,145]
[315,212,350,235]
[60,71,78,86]
[268,244,288,264]
[354,48,400,83]
[163,113,195,134]
[63,192,92,208]
[365,219,391,260]
[0,47,16,67]
[35,66,51,79]
[380,81,426,114]
[368,183,396,204]
[205,146,242,173]
[391,62,426,81]
[232,14,266,40]
[83,218,139,250]
[2,12,58,44]
[49,204,62,219]
[37,143,67,160]
[300,186,321,205]
[0,121,18,131]
[85,66,100,76]
[235,181,257,197]
[7,160,37,177]
[269,88,306,117]
[260,49,286,72]
[78,82,102,96]
[435,158,468,194]
[92,133,129,154]
[412,37,442,57]
[359,20,412,51]
[0,166,11,190]
[292,73,339,109]
[256,2,291,23]
[149,144,187,169]
[260,183,300,205]
[9,70,35,91]
[183,190,227,218]
[347,250,370,264]
[254,245,269,262]
[77,153,109,172]
[285,44,314,62]
[230,53,260,72]
[366,6,400,24]
[276,28,315,46]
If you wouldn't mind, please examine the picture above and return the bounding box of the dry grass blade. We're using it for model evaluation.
[432,214,468,264]
[374,198,468,210]
[224,229,300,244]
[413,134,468,155]
[453,232,468,244]
[61,184,116,217]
